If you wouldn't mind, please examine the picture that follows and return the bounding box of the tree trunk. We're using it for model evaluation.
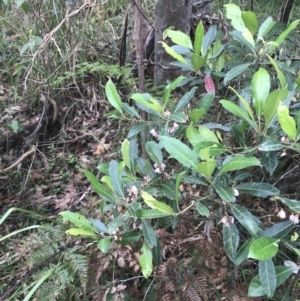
[154,0,192,85]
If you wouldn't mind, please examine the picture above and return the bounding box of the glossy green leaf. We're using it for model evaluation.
[139,243,153,278]
[66,228,97,237]
[199,92,214,111]
[194,21,204,55]
[122,139,131,170]
[260,221,294,240]
[275,19,300,47]
[127,123,148,139]
[175,171,186,210]
[122,103,141,119]
[169,112,187,123]
[235,182,279,197]
[140,210,171,219]
[259,259,276,297]
[191,53,205,71]
[214,184,235,202]
[201,25,217,55]
[234,237,255,265]
[97,237,113,253]
[160,136,198,170]
[141,191,174,215]
[141,219,157,248]
[145,141,163,164]
[252,68,270,119]
[163,28,193,49]
[89,219,109,233]
[109,160,124,198]
[163,76,185,107]
[131,93,162,113]
[116,231,141,245]
[59,210,96,232]
[195,203,210,217]
[229,86,255,122]
[256,16,276,42]
[186,125,202,146]
[219,155,261,175]
[223,64,250,85]
[105,79,122,114]
[230,31,256,54]
[248,237,279,260]
[279,197,300,212]
[264,89,288,128]
[198,126,219,143]
[220,100,257,129]
[260,151,278,176]
[161,41,188,64]
[248,266,294,297]
[174,87,197,112]
[242,11,258,36]
[224,4,245,31]
[197,160,217,179]
[84,170,117,203]
[258,141,283,151]
[266,55,286,88]
[223,220,239,262]
[278,103,297,140]
[189,108,205,123]
[230,203,263,237]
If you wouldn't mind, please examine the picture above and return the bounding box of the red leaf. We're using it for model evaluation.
[204,75,215,95]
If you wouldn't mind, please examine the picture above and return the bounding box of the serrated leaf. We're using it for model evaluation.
[264,89,288,128]
[260,151,278,176]
[141,191,174,215]
[97,237,113,253]
[220,99,257,129]
[195,202,210,217]
[141,219,157,248]
[59,211,96,232]
[109,160,124,198]
[219,155,261,175]
[266,55,286,88]
[122,139,131,170]
[164,28,193,49]
[260,221,294,240]
[160,136,198,170]
[122,103,141,119]
[140,210,171,219]
[191,53,205,71]
[66,228,97,237]
[174,87,197,113]
[223,220,239,262]
[169,111,187,123]
[278,102,297,140]
[258,141,283,151]
[279,197,300,212]
[230,203,263,237]
[116,231,141,245]
[242,11,258,36]
[201,25,217,55]
[235,182,279,197]
[224,4,245,31]
[256,16,276,42]
[145,141,163,164]
[259,259,276,297]
[204,75,215,94]
[127,123,148,139]
[223,64,250,86]
[163,76,185,107]
[161,42,188,64]
[234,237,255,265]
[230,31,255,54]
[139,243,153,278]
[105,79,122,114]
[197,160,217,179]
[89,219,109,233]
[248,237,279,260]
[214,184,235,202]
[191,22,203,55]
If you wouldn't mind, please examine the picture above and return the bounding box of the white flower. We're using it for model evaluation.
[289,213,299,224]
[233,188,239,197]
[150,128,158,138]
[281,136,286,143]
[277,208,286,219]
[173,122,179,130]
[154,167,161,174]
[281,150,287,157]
[219,216,229,226]
[164,110,171,117]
